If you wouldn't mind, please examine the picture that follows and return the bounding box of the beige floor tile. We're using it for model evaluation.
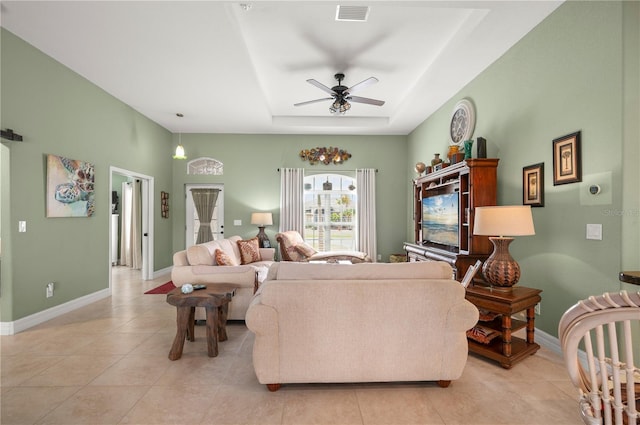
[356,385,445,425]
[22,355,122,387]
[36,385,148,424]
[89,355,171,386]
[200,384,285,425]
[73,332,153,356]
[118,385,214,424]
[0,355,65,387]
[0,386,80,425]
[282,387,363,425]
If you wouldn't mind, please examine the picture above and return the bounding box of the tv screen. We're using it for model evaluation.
[422,193,459,248]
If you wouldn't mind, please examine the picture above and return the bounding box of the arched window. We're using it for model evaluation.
[187,157,223,175]
[303,173,357,251]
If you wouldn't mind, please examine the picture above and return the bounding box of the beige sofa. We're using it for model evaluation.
[171,235,275,320]
[246,261,479,391]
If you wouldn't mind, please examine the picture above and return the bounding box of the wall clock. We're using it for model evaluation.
[450,99,476,145]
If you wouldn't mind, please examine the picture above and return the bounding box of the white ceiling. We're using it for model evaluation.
[1,1,562,135]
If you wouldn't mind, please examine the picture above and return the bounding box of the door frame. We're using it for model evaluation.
[109,166,154,283]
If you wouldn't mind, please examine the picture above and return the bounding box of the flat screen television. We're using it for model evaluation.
[422,192,459,248]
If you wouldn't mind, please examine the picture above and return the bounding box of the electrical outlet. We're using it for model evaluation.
[46,282,54,298]
[535,303,541,315]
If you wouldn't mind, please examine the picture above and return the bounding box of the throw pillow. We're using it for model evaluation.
[466,325,500,345]
[295,242,317,258]
[215,249,237,266]
[237,237,261,264]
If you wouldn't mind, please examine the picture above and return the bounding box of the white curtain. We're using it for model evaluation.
[279,168,304,234]
[356,169,377,262]
[120,180,142,269]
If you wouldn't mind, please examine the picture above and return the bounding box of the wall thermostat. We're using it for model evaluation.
[589,184,601,195]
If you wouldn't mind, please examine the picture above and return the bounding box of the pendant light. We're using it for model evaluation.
[173,113,187,159]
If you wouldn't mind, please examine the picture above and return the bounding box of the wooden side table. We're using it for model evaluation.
[465,285,542,369]
[166,284,238,361]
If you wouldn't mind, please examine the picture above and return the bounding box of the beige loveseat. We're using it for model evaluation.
[246,261,479,391]
[171,236,275,320]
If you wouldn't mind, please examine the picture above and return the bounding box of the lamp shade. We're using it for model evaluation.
[473,205,535,237]
[251,212,273,226]
[173,144,186,159]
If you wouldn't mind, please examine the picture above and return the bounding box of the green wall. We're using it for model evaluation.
[408,1,640,338]
[0,29,174,321]
[170,133,408,261]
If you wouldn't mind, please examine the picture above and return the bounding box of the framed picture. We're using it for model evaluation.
[46,154,95,217]
[161,191,169,218]
[553,131,581,185]
[523,162,544,207]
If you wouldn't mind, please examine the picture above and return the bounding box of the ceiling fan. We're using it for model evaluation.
[294,73,385,114]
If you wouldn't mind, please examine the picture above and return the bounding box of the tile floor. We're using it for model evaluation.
[1,266,583,425]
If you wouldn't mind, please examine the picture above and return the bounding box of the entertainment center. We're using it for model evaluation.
[404,158,499,280]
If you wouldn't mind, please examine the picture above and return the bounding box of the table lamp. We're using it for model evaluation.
[473,205,535,290]
[251,212,273,248]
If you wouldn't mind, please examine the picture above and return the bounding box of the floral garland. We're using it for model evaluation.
[299,147,351,165]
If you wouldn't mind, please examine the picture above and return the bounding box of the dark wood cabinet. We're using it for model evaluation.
[404,158,498,280]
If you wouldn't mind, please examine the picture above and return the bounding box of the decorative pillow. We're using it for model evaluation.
[466,325,501,345]
[215,249,237,266]
[237,237,261,264]
[478,309,501,322]
[295,242,318,258]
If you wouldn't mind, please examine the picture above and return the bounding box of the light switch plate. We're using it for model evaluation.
[586,224,602,240]
[233,220,242,226]
[18,221,27,232]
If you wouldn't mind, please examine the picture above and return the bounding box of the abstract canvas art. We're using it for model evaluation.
[46,154,95,217]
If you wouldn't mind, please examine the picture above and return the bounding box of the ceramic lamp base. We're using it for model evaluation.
[482,237,521,290]
[256,226,271,248]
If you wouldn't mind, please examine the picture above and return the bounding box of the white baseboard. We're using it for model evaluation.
[153,266,172,279]
[535,327,562,356]
[0,288,111,335]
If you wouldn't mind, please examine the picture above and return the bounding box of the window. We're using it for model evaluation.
[303,173,357,251]
[187,157,223,175]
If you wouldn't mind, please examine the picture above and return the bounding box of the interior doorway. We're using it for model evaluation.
[109,167,154,285]
[185,184,224,249]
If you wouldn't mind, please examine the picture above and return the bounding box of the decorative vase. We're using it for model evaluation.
[477,137,487,158]
[447,145,459,161]
[464,140,474,159]
[431,153,442,167]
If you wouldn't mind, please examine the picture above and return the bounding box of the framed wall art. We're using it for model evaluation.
[523,162,544,207]
[46,154,95,217]
[161,191,169,218]
[552,131,582,185]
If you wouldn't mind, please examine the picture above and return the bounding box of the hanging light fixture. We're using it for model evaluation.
[329,98,351,115]
[173,133,187,159]
[173,113,187,159]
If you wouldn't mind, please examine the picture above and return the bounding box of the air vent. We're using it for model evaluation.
[335,5,369,22]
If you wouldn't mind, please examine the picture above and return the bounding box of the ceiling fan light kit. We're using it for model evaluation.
[295,73,385,115]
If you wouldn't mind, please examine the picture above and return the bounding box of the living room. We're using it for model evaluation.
[0,1,639,422]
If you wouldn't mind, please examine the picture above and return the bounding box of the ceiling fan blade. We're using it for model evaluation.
[345,77,378,95]
[294,97,334,107]
[306,79,336,95]
[347,95,385,106]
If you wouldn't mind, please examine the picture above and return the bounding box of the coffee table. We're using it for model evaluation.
[166,283,238,360]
